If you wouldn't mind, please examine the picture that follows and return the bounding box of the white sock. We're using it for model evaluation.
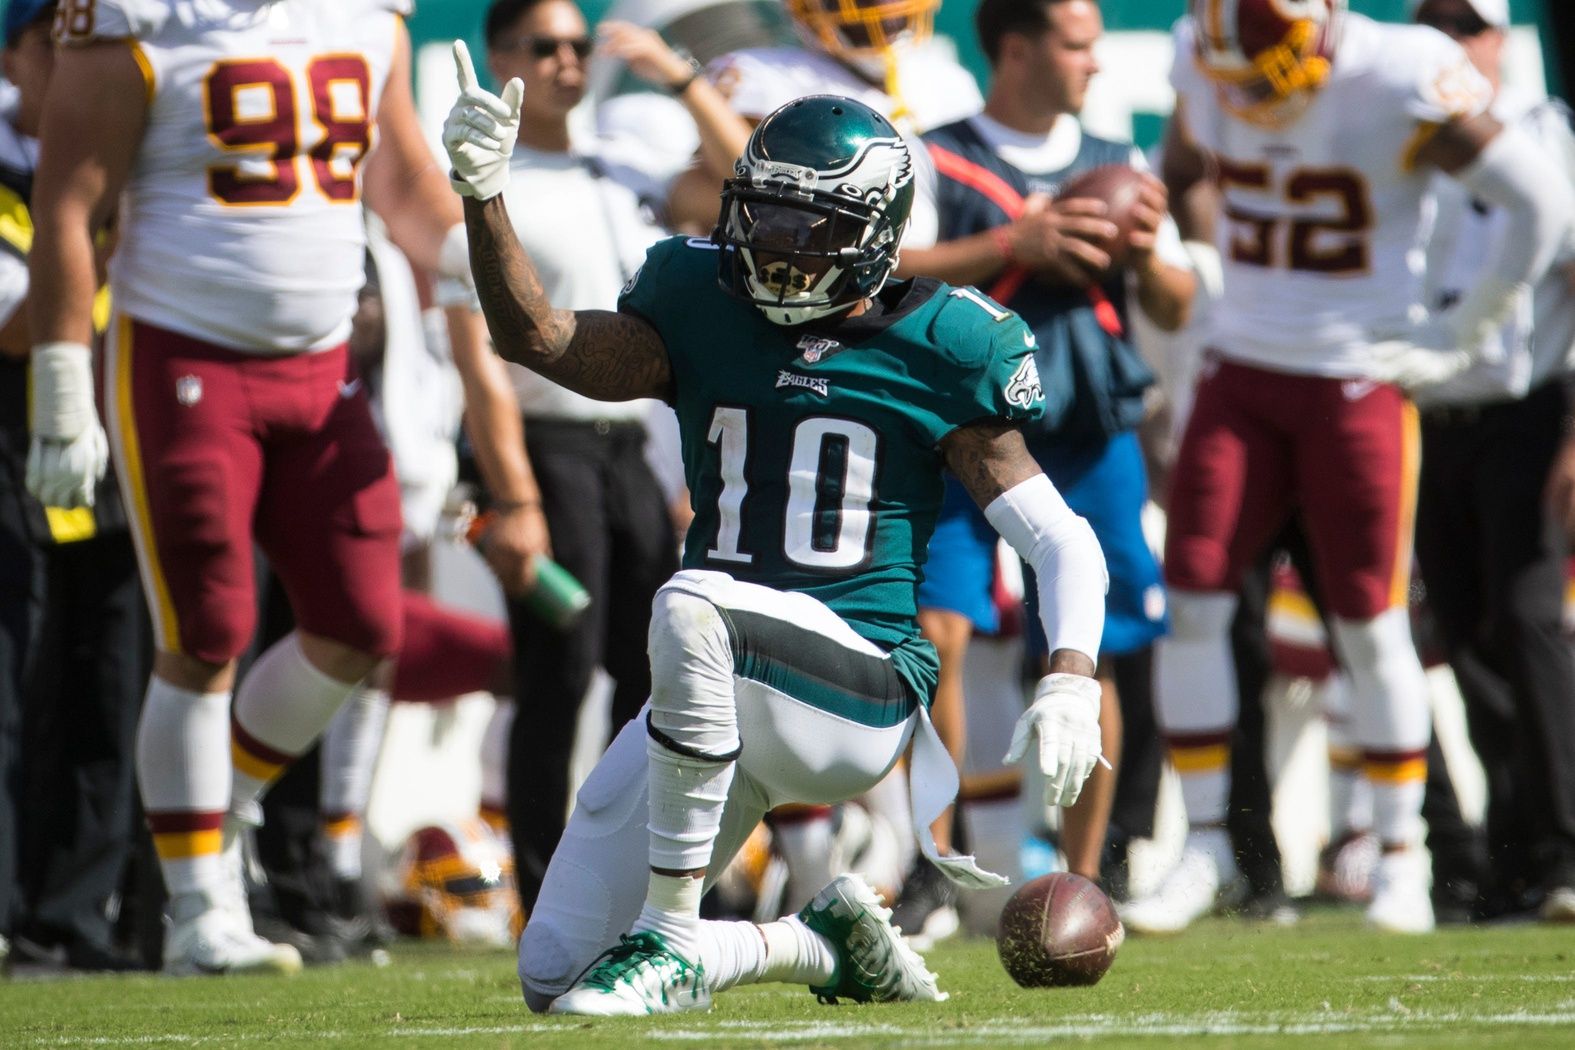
[320,685,388,816]
[319,685,388,880]
[697,920,768,991]
[231,633,362,809]
[1333,611,1431,848]
[645,741,735,873]
[1368,775,1427,848]
[137,677,232,897]
[1157,592,1239,828]
[633,872,706,961]
[756,915,836,986]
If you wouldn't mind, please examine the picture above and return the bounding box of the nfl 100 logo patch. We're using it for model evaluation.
[796,333,845,364]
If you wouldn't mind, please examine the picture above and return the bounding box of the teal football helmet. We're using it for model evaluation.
[715,95,915,326]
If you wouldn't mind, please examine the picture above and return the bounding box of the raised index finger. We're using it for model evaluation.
[453,39,479,92]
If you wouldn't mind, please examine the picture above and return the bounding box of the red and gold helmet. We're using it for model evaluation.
[785,0,938,62]
[386,818,521,947]
[1192,0,1345,126]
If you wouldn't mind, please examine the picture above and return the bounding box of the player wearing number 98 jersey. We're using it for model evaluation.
[57,0,411,350]
[26,0,524,975]
[1125,1,1573,939]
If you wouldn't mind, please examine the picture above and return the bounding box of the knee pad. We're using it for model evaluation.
[1167,590,1237,641]
[1332,609,1431,751]
[519,922,576,1009]
[647,575,740,758]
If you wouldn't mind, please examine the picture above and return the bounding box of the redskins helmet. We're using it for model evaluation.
[1192,0,1345,126]
[715,95,914,326]
[785,0,938,62]
[386,818,521,947]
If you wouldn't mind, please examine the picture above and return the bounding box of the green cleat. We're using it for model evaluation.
[547,932,712,1016]
[797,873,946,1004]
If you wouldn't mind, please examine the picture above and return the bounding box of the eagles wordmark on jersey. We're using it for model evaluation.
[620,236,1045,707]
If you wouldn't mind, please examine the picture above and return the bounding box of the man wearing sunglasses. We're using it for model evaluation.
[1407,0,1575,925]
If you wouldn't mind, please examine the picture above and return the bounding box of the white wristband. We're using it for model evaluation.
[438,223,473,286]
[30,341,97,440]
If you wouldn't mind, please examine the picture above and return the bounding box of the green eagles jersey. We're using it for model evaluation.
[619,236,1046,705]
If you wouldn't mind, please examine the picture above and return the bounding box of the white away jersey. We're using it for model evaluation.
[708,44,981,135]
[1170,13,1492,377]
[59,0,413,353]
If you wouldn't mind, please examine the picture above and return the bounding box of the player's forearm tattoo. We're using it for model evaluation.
[465,196,673,401]
[942,421,1042,507]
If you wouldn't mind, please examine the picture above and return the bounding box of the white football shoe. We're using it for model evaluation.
[548,931,711,1016]
[1119,834,1240,936]
[798,873,945,1004]
[163,892,304,976]
[1365,848,1435,934]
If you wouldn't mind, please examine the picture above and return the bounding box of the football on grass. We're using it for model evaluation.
[996,872,1125,988]
[1055,164,1148,269]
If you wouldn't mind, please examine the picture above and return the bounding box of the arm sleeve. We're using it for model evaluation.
[1446,123,1575,346]
[984,473,1107,663]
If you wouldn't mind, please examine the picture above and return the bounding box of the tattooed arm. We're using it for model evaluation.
[465,194,675,402]
[940,420,1042,506]
[942,420,1102,677]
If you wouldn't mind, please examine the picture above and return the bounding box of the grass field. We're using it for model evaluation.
[5,909,1574,1048]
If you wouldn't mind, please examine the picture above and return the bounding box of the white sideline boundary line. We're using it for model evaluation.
[29,1008,1575,1046]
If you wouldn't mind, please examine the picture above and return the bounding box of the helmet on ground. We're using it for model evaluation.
[1191,0,1345,126]
[715,94,914,326]
[785,0,938,62]
[386,818,521,947]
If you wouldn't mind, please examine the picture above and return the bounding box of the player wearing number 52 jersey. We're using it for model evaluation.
[447,74,1108,1014]
[26,0,530,976]
[1121,0,1573,939]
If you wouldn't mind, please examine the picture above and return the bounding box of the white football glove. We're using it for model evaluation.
[1366,315,1475,393]
[443,40,522,201]
[26,341,108,509]
[1004,672,1103,809]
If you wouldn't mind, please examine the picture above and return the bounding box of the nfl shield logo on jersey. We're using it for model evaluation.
[176,374,203,406]
[796,333,845,364]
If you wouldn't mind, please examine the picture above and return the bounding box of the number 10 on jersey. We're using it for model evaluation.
[705,407,880,571]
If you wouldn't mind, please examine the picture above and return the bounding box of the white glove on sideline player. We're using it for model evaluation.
[26,341,108,509]
[1367,315,1476,393]
[443,41,522,201]
[1004,672,1103,809]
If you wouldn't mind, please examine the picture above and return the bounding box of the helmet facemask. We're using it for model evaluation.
[786,0,938,63]
[1194,0,1343,128]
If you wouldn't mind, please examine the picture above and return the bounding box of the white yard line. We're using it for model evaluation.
[29,1007,1575,1047]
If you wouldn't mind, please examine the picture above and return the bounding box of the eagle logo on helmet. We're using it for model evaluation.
[714,95,915,326]
[1193,0,1345,127]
